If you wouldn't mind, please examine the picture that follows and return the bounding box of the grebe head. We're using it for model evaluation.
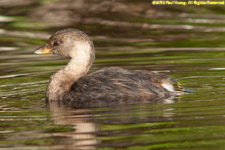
[34,28,95,59]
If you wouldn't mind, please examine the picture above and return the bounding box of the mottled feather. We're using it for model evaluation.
[63,67,175,108]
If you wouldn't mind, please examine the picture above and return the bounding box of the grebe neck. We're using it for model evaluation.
[46,41,94,101]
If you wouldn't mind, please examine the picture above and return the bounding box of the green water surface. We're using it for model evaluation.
[1,0,225,150]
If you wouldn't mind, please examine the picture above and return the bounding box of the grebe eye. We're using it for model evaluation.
[53,41,60,46]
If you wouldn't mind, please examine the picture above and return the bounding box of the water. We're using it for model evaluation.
[1,0,225,149]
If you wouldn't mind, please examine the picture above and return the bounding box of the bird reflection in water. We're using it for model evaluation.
[48,102,99,149]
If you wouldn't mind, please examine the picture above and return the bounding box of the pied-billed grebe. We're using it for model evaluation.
[34,28,179,108]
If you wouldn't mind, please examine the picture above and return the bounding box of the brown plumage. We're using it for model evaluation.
[34,28,178,108]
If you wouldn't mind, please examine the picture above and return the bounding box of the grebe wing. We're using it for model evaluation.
[63,67,175,106]
[75,67,174,91]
